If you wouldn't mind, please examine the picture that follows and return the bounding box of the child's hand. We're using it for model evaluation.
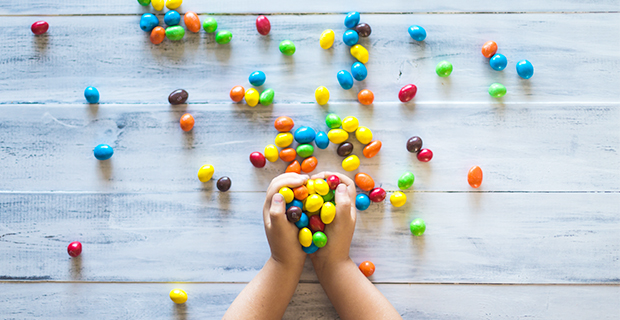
[263,173,310,267]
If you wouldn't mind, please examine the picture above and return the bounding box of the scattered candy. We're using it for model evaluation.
[249,71,266,87]
[264,144,279,162]
[354,23,371,37]
[326,175,340,190]
[315,131,329,149]
[256,15,271,35]
[150,26,166,44]
[342,155,360,171]
[309,215,325,232]
[417,148,433,162]
[164,10,180,26]
[313,231,328,247]
[406,136,423,153]
[468,166,483,188]
[250,152,266,168]
[259,88,275,106]
[354,172,375,191]
[435,60,453,77]
[294,126,316,144]
[399,84,417,102]
[481,41,498,58]
[343,29,359,46]
[215,30,232,44]
[84,86,100,104]
[137,0,150,6]
[216,176,232,191]
[168,89,188,105]
[359,261,375,277]
[320,202,336,224]
[93,144,113,160]
[337,142,353,157]
[337,70,354,90]
[357,89,374,105]
[279,40,296,55]
[398,172,415,190]
[410,218,426,236]
[230,85,245,102]
[325,113,342,129]
[295,212,309,228]
[275,132,294,148]
[344,11,360,28]
[152,0,164,11]
[165,0,182,10]
[140,13,159,32]
[315,86,330,105]
[369,187,386,202]
[169,289,187,304]
[286,206,302,222]
[390,191,407,207]
[179,113,195,132]
[245,88,260,107]
[488,83,506,98]
[328,129,349,144]
[279,187,295,203]
[165,25,185,41]
[286,160,301,173]
[489,53,507,71]
[350,44,369,63]
[516,60,534,79]
[274,116,294,132]
[279,148,296,161]
[202,18,218,33]
[408,25,426,41]
[197,164,214,182]
[362,140,381,158]
[355,193,370,211]
[184,11,201,33]
[351,62,368,81]
[355,126,373,144]
[301,157,318,173]
[67,241,82,257]
[341,116,359,133]
[319,29,335,49]
[31,21,49,35]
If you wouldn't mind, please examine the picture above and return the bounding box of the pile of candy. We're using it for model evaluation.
[229,71,275,107]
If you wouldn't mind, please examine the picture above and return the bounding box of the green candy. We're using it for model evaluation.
[137,0,150,5]
[259,88,275,106]
[202,18,218,33]
[322,190,335,202]
[410,218,426,236]
[312,231,327,248]
[325,113,342,129]
[435,60,453,77]
[398,172,415,190]
[296,144,314,158]
[488,83,506,98]
[279,40,296,56]
[216,30,232,44]
[165,26,185,41]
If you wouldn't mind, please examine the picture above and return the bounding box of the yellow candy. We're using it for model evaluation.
[342,116,359,132]
[245,88,259,107]
[165,0,182,10]
[305,194,324,212]
[279,187,294,203]
[390,191,407,207]
[314,179,329,196]
[197,164,214,182]
[328,129,349,144]
[319,29,335,49]
[275,132,294,148]
[355,126,373,144]
[299,227,313,247]
[152,0,164,11]
[342,155,360,171]
[350,44,369,64]
[320,202,336,224]
[315,86,330,105]
[170,289,187,304]
[306,179,316,194]
[264,144,279,162]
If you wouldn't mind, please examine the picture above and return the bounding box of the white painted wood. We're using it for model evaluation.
[0,14,618,104]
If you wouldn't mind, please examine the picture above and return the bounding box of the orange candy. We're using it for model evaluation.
[184,11,201,33]
[358,89,374,105]
[301,156,318,173]
[150,26,165,45]
[274,116,294,132]
[481,41,498,58]
[363,140,382,158]
[359,261,375,277]
[179,113,195,132]
[468,166,483,188]
[293,185,309,200]
[230,85,245,102]
[279,148,297,162]
[354,172,375,191]
[286,160,301,174]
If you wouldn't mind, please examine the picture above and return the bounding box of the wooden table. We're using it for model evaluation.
[1,1,618,318]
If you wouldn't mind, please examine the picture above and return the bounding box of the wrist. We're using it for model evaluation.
[312,256,353,280]
[269,255,305,274]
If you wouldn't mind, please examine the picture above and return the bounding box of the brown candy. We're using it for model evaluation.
[406,136,423,153]
[168,89,188,105]
[286,206,302,222]
[354,23,371,37]
[337,142,353,157]
[216,177,231,192]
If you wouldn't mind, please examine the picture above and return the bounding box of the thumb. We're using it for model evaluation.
[269,193,287,225]
[334,183,352,219]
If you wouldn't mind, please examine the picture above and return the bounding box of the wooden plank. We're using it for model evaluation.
[0,14,618,104]
[0,282,618,319]
[0,103,617,192]
[1,192,618,283]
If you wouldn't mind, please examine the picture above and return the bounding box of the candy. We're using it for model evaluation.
[249,71,266,86]
[369,188,386,202]
[164,10,180,26]
[179,113,195,132]
[489,53,507,71]
[216,30,232,44]
[286,206,303,222]
[295,212,309,228]
[274,116,294,132]
[417,148,433,162]
[337,142,353,157]
[286,160,301,174]
[319,29,335,49]
[344,11,360,28]
[313,179,329,196]
[355,193,370,211]
[351,62,367,81]
[264,144,279,162]
[259,88,275,106]
[256,15,271,35]
[150,26,166,44]
[294,126,316,144]
[166,0,182,9]
[67,241,82,257]
[362,140,381,158]
[245,88,260,107]
[275,132,294,148]
[322,190,335,202]
[328,129,349,144]
[137,0,150,6]
[354,23,371,37]
[293,185,309,201]
[216,176,232,191]
[320,202,336,224]
[337,70,354,90]
[306,179,316,194]
[202,18,218,33]
[436,60,453,77]
[343,29,359,46]
[468,166,483,188]
[170,289,187,304]
[313,231,328,248]
[305,194,324,212]
[516,60,534,79]
[354,172,374,191]
[355,126,373,144]
[140,13,159,32]
[315,86,330,105]
[350,44,369,63]
[197,164,214,182]
[315,131,329,149]
[325,113,342,129]
[94,144,113,160]
[399,84,417,102]
[406,136,423,153]
[410,218,426,236]
[279,40,296,55]
[165,26,185,40]
[408,25,427,41]
[309,215,325,232]
[31,21,49,35]
[279,187,294,203]
[359,261,375,277]
[230,85,245,102]
[84,86,100,104]
[390,191,407,207]
[326,175,340,190]
[169,89,188,105]
[303,243,319,254]
[342,116,359,133]
[358,89,374,105]
[152,0,164,11]
[287,199,303,210]
[279,148,296,162]
[481,41,498,58]
[184,11,200,33]
[398,172,415,190]
[488,83,506,98]
[250,152,266,168]
[342,155,360,171]
[301,157,318,173]
[296,144,314,158]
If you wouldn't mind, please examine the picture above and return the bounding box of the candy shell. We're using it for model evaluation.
[279,40,296,55]
[328,129,349,144]
[294,126,316,144]
[344,11,360,28]
[286,160,301,174]
[197,164,214,182]
[164,10,180,26]
[516,60,534,79]
[302,243,319,253]
[315,86,330,105]
[184,11,200,33]
[306,179,316,194]
[468,166,483,188]
[358,89,374,105]
[355,23,371,37]
[169,89,188,105]
[343,29,359,46]
[286,206,302,222]
[488,83,506,98]
[436,60,453,77]
[350,44,369,63]
[320,202,336,224]
[351,62,367,81]
[354,172,374,191]
[322,190,335,202]
[417,148,433,162]
[341,116,359,133]
[249,71,266,86]
[216,177,232,192]
[293,185,309,201]
[215,30,232,44]
[140,13,159,32]
[314,179,330,196]
[305,194,324,212]
[399,84,417,102]
[297,143,315,158]
[275,132,294,148]
[67,241,82,257]
[355,193,370,211]
[362,140,381,158]
[165,0,182,9]
[355,126,373,144]
[274,116,294,132]
[313,231,327,248]
[179,113,194,132]
[150,26,166,44]
[410,218,426,236]
[337,142,353,157]
[481,41,498,58]
[319,29,335,49]
[256,15,271,35]
[287,199,303,211]
[315,131,329,149]
[138,0,151,5]
[309,215,325,232]
[390,191,407,207]
[406,136,423,153]
[151,0,164,11]
[398,172,415,190]
[325,113,342,129]
[337,70,354,90]
[165,25,185,41]
[301,157,318,173]
[202,18,218,33]
[93,144,113,160]
[295,212,309,228]
[264,144,279,162]
[245,88,260,107]
[359,261,375,277]
[408,25,427,41]
[490,53,507,71]
[279,148,296,162]
[279,187,294,203]
[230,85,245,102]
[259,88,275,106]
[369,188,386,202]
[249,152,266,168]
[84,86,100,104]
[31,21,49,35]
[342,155,360,171]
[326,175,340,190]
[170,289,187,304]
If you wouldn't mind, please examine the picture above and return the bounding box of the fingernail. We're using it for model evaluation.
[273,194,283,203]
[337,184,346,193]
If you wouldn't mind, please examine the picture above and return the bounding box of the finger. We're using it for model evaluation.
[334,183,353,221]
[266,193,287,228]
[263,173,309,211]
[313,171,355,188]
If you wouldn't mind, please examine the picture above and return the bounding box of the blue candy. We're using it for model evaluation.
[248,71,266,86]
[351,62,367,81]
[516,59,534,79]
[94,144,114,160]
[295,212,309,229]
[490,53,507,71]
[164,10,181,26]
[355,193,370,211]
[302,243,319,254]
[84,86,100,104]
[408,25,426,41]
[343,29,359,46]
[315,131,329,149]
[287,199,303,210]
[139,13,159,32]
[344,11,360,29]
[294,126,316,144]
[337,70,354,90]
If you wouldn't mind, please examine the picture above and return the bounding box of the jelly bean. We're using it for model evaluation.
[84,86,100,104]
[279,148,296,161]
[256,15,271,35]
[354,172,374,191]
[398,172,415,190]
[165,0,182,9]
[351,62,367,81]
[296,144,314,158]
[165,26,185,41]
[295,212,309,228]
[343,29,359,46]
[305,194,324,213]
[488,83,506,98]
[326,175,340,190]
[164,10,180,26]
[179,113,195,132]
[230,85,245,102]
[350,44,369,63]
[315,86,330,105]
[344,11,360,28]
[287,199,303,210]
[259,88,275,106]
[151,0,164,11]
[337,142,353,157]
[202,18,217,33]
[264,144,279,162]
[216,30,232,44]
[67,241,82,257]
[410,218,426,236]
[355,126,373,144]
[250,151,266,168]
[481,41,497,58]
[249,71,266,87]
[436,60,453,77]
[169,89,188,105]
[216,176,232,191]
[342,116,359,133]
[399,84,417,102]
[197,164,214,182]
[390,191,407,207]
[31,21,49,35]
[170,289,187,304]
[94,144,113,160]
[279,40,296,55]
[408,25,426,41]
[274,116,294,132]
[286,206,302,222]
[313,231,328,248]
[369,188,386,202]
[301,156,318,173]
[325,113,342,129]
[275,132,294,148]
[355,23,371,37]
[302,243,319,254]
[359,261,375,277]
[315,131,329,149]
[137,0,151,6]
[406,136,423,153]
[342,155,360,171]
[306,179,316,194]
[286,160,301,174]
[293,185,309,201]
[516,60,534,79]
[468,166,483,188]
[312,179,327,196]
[279,187,294,203]
[337,70,354,90]
[140,13,159,32]
[245,88,259,107]
[358,89,374,105]
[184,11,200,33]
[320,202,336,224]
[294,126,316,144]
[309,214,325,232]
[328,129,349,144]
[489,53,507,71]
[322,189,334,202]
[355,193,370,211]
[417,148,433,162]
[363,140,381,158]
[319,29,335,49]
[150,26,166,44]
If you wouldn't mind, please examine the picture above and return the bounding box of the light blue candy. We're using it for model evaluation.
[343,29,359,46]
[408,25,426,41]
[295,212,309,229]
[287,199,303,210]
[139,13,159,32]
[355,193,370,211]
[337,70,354,90]
[302,243,319,254]
[84,86,100,104]
[351,62,367,81]
[164,10,181,26]
[294,126,316,144]
[516,59,534,79]
[344,11,360,29]
[315,131,329,149]
[248,71,266,86]
[490,53,507,71]
[94,144,113,160]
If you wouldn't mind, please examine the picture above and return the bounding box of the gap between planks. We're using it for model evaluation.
[1,101,619,106]
[0,190,618,194]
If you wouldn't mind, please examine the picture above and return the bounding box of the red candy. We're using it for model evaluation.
[31,21,49,35]
[398,84,417,102]
[250,152,266,168]
[359,261,375,277]
[368,188,386,202]
[326,175,340,190]
[67,241,82,257]
[256,15,271,35]
[309,214,325,232]
[417,148,433,162]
